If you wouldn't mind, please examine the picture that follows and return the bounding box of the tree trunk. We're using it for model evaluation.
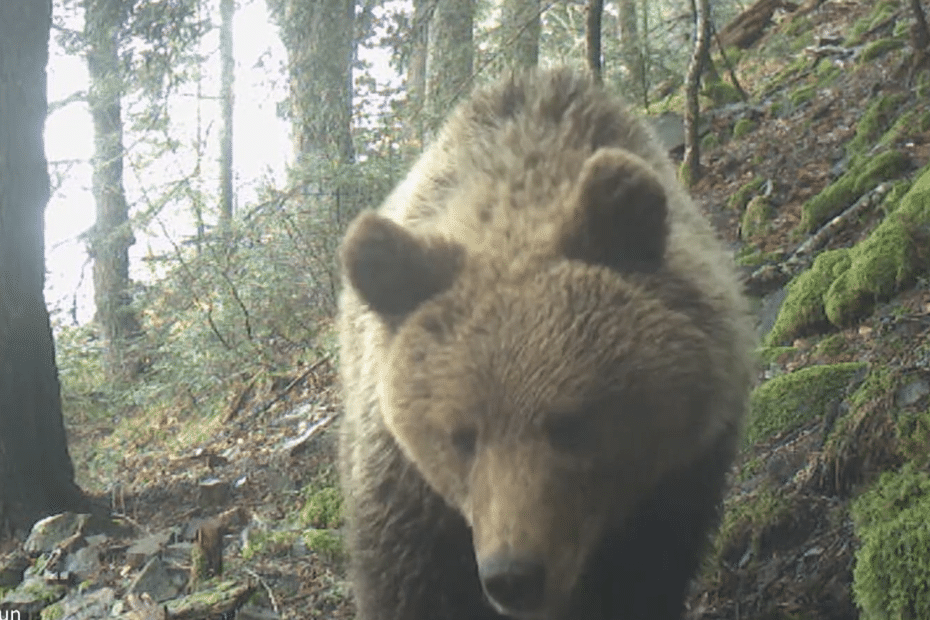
[0,0,87,536]
[279,0,355,165]
[586,0,604,83]
[219,0,235,226]
[617,0,646,106]
[426,0,474,134]
[85,0,142,382]
[501,0,540,70]
[683,0,710,184]
[406,0,430,147]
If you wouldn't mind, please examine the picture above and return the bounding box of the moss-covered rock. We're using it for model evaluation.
[733,118,757,139]
[703,79,742,105]
[823,166,930,325]
[746,362,866,445]
[852,463,930,620]
[799,150,908,232]
[741,196,773,241]
[765,249,851,345]
[847,94,908,157]
[729,176,765,211]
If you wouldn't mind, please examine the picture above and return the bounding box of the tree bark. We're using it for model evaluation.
[586,0,604,83]
[617,0,646,106]
[683,0,710,184]
[426,0,474,134]
[406,0,430,147]
[219,0,235,226]
[85,0,142,382]
[274,0,355,165]
[0,0,87,535]
[501,0,540,70]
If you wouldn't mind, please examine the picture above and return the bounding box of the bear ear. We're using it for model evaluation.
[561,148,669,273]
[340,212,464,318]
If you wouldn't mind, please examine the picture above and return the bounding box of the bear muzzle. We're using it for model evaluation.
[478,553,547,617]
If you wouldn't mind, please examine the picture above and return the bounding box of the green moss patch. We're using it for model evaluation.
[852,464,930,619]
[765,249,850,345]
[746,362,866,445]
[741,196,773,241]
[847,94,908,157]
[848,0,900,46]
[729,176,765,211]
[733,118,756,139]
[859,37,905,63]
[799,149,908,232]
[823,166,930,325]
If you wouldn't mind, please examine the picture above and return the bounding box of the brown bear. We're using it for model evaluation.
[337,67,754,620]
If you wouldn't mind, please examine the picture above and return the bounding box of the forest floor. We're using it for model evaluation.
[9,1,930,619]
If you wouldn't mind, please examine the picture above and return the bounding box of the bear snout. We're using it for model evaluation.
[478,553,547,616]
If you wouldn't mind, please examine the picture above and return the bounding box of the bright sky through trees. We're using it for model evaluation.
[44,0,290,324]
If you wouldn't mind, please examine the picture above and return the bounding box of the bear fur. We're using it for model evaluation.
[337,68,754,620]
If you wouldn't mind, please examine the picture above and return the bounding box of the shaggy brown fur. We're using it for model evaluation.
[337,68,754,620]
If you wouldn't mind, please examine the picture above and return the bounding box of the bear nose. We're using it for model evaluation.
[478,555,547,615]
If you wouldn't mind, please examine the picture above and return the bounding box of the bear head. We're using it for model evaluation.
[340,148,720,619]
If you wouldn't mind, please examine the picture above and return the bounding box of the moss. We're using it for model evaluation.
[823,166,930,326]
[735,456,765,484]
[736,248,783,268]
[851,463,930,619]
[847,94,908,158]
[758,346,797,364]
[816,62,842,85]
[919,110,930,132]
[703,79,741,105]
[765,249,851,345]
[859,37,905,63]
[701,132,721,151]
[813,333,847,357]
[715,487,793,564]
[783,14,813,37]
[741,196,773,241]
[897,406,930,467]
[733,118,756,139]
[303,529,347,564]
[301,486,343,529]
[848,0,900,45]
[746,362,866,445]
[729,176,765,211]
[799,150,908,232]
[678,160,695,188]
[789,84,816,107]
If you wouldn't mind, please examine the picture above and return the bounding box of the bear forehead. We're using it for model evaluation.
[388,264,711,407]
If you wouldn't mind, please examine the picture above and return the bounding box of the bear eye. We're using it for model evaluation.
[545,413,595,453]
[450,427,478,456]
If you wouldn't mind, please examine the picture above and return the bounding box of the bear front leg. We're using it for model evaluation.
[345,438,504,620]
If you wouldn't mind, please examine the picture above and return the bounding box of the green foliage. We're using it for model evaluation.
[301,486,342,529]
[799,150,908,232]
[303,529,346,564]
[746,363,866,444]
[852,464,930,619]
